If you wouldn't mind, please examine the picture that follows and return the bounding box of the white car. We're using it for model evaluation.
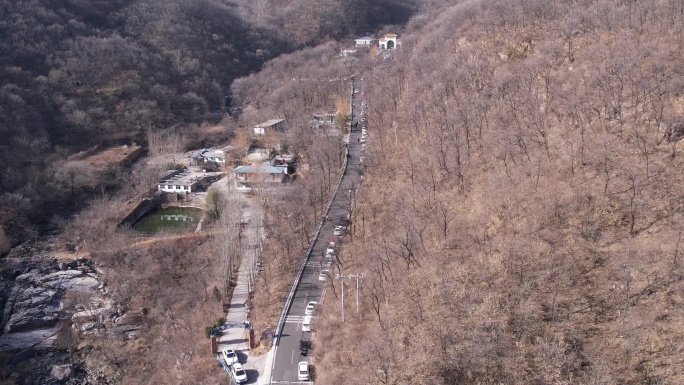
[222,348,238,365]
[298,361,310,381]
[324,252,333,262]
[334,226,345,236]
[319,270,329,281]
[326,242,335,255]
[302,315,313,332]
[232,362,247,384]
[305,301,317,315]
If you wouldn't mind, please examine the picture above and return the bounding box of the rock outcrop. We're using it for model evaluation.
[50,364,75,382]
[2,260,100,334]
[0,254,108,384]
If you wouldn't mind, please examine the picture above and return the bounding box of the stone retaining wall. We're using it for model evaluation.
[117,196,163,228]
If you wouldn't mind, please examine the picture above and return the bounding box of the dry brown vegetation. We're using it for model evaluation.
[9,0,684,383]
[56,187,227,384]
[231,43,353,337]
[311,1,684,384]
[48,40,352,381]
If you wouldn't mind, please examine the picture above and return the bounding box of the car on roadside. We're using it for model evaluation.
[326,242,335,255]
[305,301,317,315]
[302,315,313,332]
[298,361,310,381]
[324,252,333,262]
[232,362,247,383]
[319,269,329,281]
[222,348,238,365]
[300,339,311,355]
[334,225,345,236]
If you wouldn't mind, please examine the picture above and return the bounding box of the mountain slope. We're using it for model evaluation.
[315,1,684,384]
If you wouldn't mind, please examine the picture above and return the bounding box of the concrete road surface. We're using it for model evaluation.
[270,77,365,383]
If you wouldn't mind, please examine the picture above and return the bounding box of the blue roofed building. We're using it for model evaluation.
[233,162,289,191]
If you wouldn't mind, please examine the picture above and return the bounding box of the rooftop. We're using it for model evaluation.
[234,162,288,175]
[203,149,226,158]
[255,119,285,128]
[159,168,221,186]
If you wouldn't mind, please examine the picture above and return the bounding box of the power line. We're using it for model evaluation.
[336,273,364,321]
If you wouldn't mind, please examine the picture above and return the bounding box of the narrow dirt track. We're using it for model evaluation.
[52,228,231,261]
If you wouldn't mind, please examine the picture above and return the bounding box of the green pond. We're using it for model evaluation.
[133,206,204,234]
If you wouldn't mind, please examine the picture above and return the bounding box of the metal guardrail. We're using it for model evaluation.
[273,144,350,341]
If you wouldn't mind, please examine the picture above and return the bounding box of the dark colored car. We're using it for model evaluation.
[300,339,311,356]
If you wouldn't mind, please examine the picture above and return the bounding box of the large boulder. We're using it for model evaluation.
[37,270,100,292]
[50,364,74,382]
[2,286,61,333]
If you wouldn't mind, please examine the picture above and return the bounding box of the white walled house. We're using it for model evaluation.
[203,149,226,164]
[157,169,222,193]
[253,119,285,135]
[340,49,358,57]
[355,36,375,47]
[157,169,198,193]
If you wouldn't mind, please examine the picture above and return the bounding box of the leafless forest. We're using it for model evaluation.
[312,1,684,384]
[4,0,684,384]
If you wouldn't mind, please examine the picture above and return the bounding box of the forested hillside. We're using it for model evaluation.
[0,0,280,247]
[234,0,417,46]
[0,0,414,382]
[7,0,684,383]
[0,0,416,250]
[314,1,684,384]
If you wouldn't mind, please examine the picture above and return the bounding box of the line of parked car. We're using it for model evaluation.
[299,311,312,379]
[222,348,248,384]
[298,302,311,380]
[296,224,347,381]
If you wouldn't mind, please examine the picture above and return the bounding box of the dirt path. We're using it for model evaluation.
[52,229,227,261]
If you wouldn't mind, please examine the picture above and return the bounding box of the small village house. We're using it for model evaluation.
[157,169,221,193]
[355,36,375,47]
[233,162,289,191]
[253,119,285,135]
[203,149,227,164]
[313,111,337,124]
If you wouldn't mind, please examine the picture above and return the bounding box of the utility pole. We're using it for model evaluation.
[341,280,345,322]
[337,273,364,319]
[392,120,398,146]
